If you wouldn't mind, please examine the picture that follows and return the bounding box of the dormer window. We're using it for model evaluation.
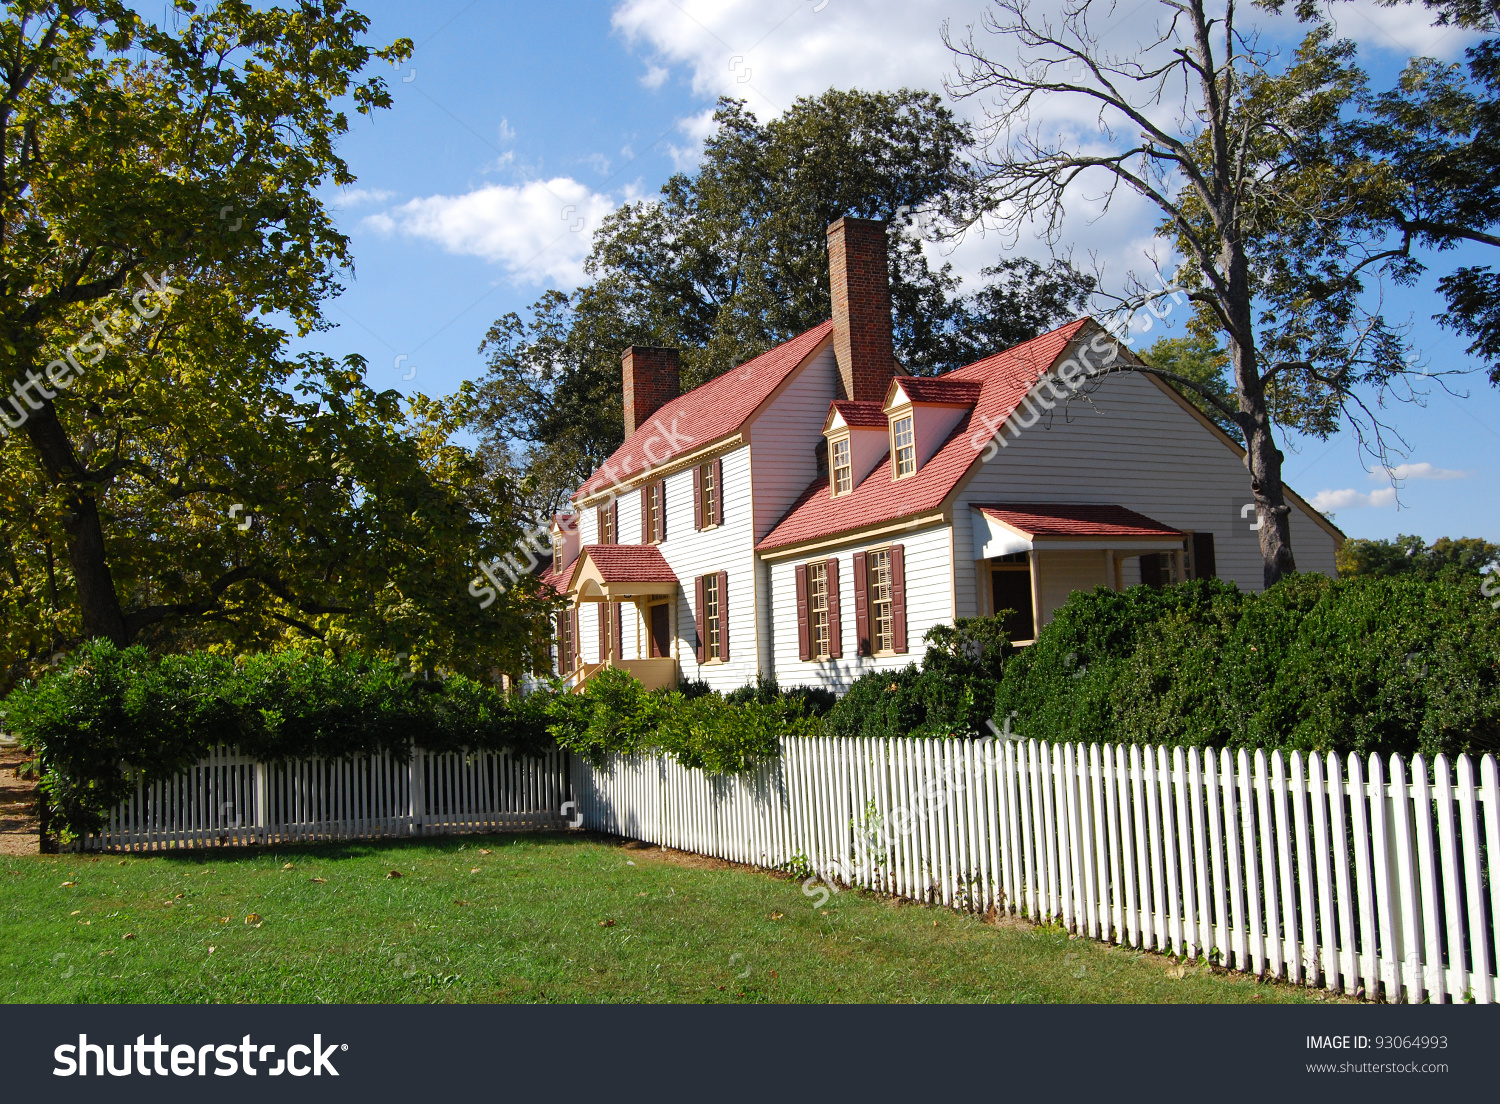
[553,534,565,574]
[831,435,853,495]
[892,415,916,478]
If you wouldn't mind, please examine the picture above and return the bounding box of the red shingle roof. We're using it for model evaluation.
[575,321,834,501]
[537,566,565,596]
[892,378,983,405]
[566,544,678,587]
[974,503,1182,540]
[829,400,889,428]
[758,319,1089,551]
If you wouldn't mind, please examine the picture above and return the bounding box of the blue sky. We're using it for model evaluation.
[289,0,1500,544]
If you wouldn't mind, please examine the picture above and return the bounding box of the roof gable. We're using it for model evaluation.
[575,321,834,502]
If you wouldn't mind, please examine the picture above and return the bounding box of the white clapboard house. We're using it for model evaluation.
[539,217,1342,694]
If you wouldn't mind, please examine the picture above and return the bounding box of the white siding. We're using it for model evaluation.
[951,368,1340,620]
[745,344,839,678]
[767,523,953,692]
[653,443,760,692]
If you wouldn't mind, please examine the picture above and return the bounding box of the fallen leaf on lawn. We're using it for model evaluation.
[1166,964,1187,979]
[282,863,293,870]
[453,900,470,906]
[99,950,114,957]
[70,910,81,916]
[386,870,403,879]
[60,881,76,887]
[599,919,615,927]
[768,911,784,920]
[477,849,491,855]
[117,860,127,866]
[122,933,135,941]
[309,877,327,884]
[770,971,778,978]
[637,892,649,897]
[625,860,635,866]
[208,946,215,955]
[469,867,481,874]
[174,893,184,899]
[77,920,90,926]
[244,913,261,925]
[219,916,230,924]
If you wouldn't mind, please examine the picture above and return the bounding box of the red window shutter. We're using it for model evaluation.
[555,612,565,673]
[569,608,580,670]
[825,556,842,658]
[853,552,870,656]
[712,457,724,525]
[595,504,606,544]
[613,601,623,655]
[656,481,666,541]
[640,486,650,545]
[597,602,607,661]
[717,570,729,659]
[795,565,810,661]
[890,543,908,653]
[693,465,703,530]
[694,575,707,664]
[610,500,618,544]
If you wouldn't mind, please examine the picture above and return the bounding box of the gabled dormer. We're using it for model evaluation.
[550,513,581,576]
[882,377,982,479]
[822,400,888,496]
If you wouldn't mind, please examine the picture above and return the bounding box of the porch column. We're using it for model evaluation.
[1028,549,1042,637]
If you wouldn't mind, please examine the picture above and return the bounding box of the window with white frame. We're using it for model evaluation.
[892,415,915,477]
[831,436,853,495]
[704,573,722,661]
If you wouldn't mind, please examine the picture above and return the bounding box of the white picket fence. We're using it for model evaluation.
[82,746,570,852]
[574,736,1500,1003]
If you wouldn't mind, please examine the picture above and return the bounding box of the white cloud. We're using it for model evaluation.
[366,179,617,287]
[667,107,719,170]
[641,64,670,89]
[609,0,1473,293]
[1374,462,1470,482]
[497,117,517,142]
[1310,487,1398,512]
[329,188,394,209]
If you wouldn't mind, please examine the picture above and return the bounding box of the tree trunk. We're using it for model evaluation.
[20,396,130,646]
[1223,244,1298,588]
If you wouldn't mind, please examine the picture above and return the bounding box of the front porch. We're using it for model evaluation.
[564,544,681,693]
[971,503,1190,643]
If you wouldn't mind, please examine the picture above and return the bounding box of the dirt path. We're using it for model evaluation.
[0,743,39,856]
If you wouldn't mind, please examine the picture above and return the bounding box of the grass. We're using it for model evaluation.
[3,831,1334,1004]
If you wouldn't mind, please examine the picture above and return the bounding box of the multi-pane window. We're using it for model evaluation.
[646,482,664,543]
[704,573,722,661]
[892,415,916,477]
[700,462,717,525]
[807,561,831,658]
[552,535,564,574]
[557,611,575,671]
[831,436,853,495]
[867,549,894,653]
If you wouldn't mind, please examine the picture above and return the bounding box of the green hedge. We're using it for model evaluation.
[3,641,558,839]
[994,572,1500,758]
[548,667,813,773]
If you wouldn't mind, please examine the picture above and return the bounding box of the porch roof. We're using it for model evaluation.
[972,503,1185,557]
[566,544,679,603]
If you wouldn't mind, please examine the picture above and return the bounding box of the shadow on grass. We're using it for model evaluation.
[133,828,610,868]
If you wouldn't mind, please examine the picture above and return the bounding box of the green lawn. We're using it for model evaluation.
[3,832,1333,1004]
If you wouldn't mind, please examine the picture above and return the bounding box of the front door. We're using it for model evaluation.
[649,602,671,659]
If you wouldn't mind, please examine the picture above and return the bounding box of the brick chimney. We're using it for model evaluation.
[621,346,680,437]
[827,216,896,403]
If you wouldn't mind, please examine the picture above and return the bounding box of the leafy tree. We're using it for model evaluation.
[946,5,1437,587]
[0,2,551,687]
[1337,0,1500,381]
[1336,533,1500,577]
[473,90,1095,515]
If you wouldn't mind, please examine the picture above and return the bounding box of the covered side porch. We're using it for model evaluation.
[970,503,1187,644]
[564,544,680,692]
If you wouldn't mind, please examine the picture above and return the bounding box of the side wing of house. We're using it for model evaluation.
[949,351,1342,624]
